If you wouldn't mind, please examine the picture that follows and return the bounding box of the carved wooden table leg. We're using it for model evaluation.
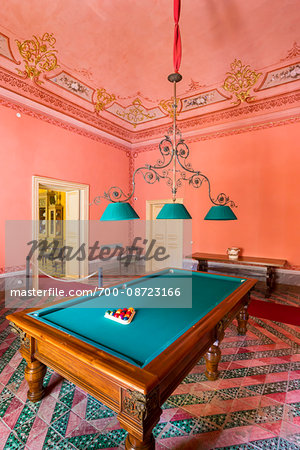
[237,304,249,335]
[125,433,155,450]
[266,266,276,298]
[119,388,160,450]
[25,360,46,402]
[204,341,221,380]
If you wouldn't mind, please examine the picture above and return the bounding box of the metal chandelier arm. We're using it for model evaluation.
[91,74,236,209]
[175,140,237,207]
[91,136,236,207]
[99,162,174,204]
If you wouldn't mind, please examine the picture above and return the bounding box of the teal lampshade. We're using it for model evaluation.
[204,205,237,220]
[100,202,140,221]
[156,203,192,219]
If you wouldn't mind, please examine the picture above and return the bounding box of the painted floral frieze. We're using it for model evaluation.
[49,71,94,102]
[109,99,163,127]
[259,63,300,90]
[182,89,227,111]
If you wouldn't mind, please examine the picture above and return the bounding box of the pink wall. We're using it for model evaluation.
[0,106,129,269]
[133,122,300,266]
[1,104,299,269]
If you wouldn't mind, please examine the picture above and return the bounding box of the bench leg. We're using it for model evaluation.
[237,304,249,335]
[197,260,208,272]
[266,266,276,298]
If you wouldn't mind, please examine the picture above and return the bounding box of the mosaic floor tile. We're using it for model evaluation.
[247,436,280,449]
[277,437,300,449]
[215,387,240,400]
[85,396,116,421]
[41,425,66,449]
[0,420,12,448]
[160,423,187,439]
[105,428,127,445]
[214,443,257,449]
[224,408,258,428]
[0,288,299,449]
[1,396,24,429]
[222,366,249,379]
[153,421,168,438]
[170,417,198,434]
[84,433,118,449]
[24,416,50,450]
[203,413,227,428]
[2,432,25,449]
[13,404,37,431]
[280,421,300,448]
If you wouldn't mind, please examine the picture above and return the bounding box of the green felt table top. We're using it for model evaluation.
[28,269,246,368]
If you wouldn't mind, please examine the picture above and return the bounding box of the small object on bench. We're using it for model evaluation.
[104,308,136,325]
[227,247,240,260]
[192,252,287,298]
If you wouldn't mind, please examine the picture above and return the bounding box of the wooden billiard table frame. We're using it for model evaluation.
[7,271,256,449]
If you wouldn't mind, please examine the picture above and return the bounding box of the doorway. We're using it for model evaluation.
[146,199,184,272]
[32,176,89,289]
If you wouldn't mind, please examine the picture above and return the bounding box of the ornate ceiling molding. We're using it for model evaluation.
[15,32,59,84]
[181,89,229,112]
[0,66,132,142]
[0,33,19,64]
[0,94,129,152]
[257,62,300,91]
[129,90,300,143]
[47,71,95,102]
[107,98,163,127]
[280,42,300,61]
[135,115,300,153]
[223,59,262,104]
[1,30,300,147]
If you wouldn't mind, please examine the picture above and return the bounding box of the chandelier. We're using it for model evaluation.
[95,1,237,221]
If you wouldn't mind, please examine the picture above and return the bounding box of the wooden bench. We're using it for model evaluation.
[192,252,287,297]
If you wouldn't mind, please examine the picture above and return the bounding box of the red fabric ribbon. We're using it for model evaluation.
[173,0,182,73]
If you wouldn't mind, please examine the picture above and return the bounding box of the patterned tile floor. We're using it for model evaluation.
[0,287,299,449]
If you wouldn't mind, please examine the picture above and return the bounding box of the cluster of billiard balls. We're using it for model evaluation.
[106,307,135,322]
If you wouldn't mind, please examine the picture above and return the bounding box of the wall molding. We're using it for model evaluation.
[0,94,129,152]
[0,63,300,149]
[134,114,300,153]
[0,67,132,142]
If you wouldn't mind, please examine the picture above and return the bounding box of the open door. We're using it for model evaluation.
[32,176,89,288]
[65,191,80,278]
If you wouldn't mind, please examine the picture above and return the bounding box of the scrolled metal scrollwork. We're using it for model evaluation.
[188,173,205,189]
[90,126,237,209]
[176,140,190,162]
[156,137,173,168]
[211,193,236,208]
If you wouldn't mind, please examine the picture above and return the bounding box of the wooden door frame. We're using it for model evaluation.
[145,199,183,271]
[32,176,89,289]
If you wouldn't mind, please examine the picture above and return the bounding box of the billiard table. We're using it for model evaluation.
[7,268,256,449]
